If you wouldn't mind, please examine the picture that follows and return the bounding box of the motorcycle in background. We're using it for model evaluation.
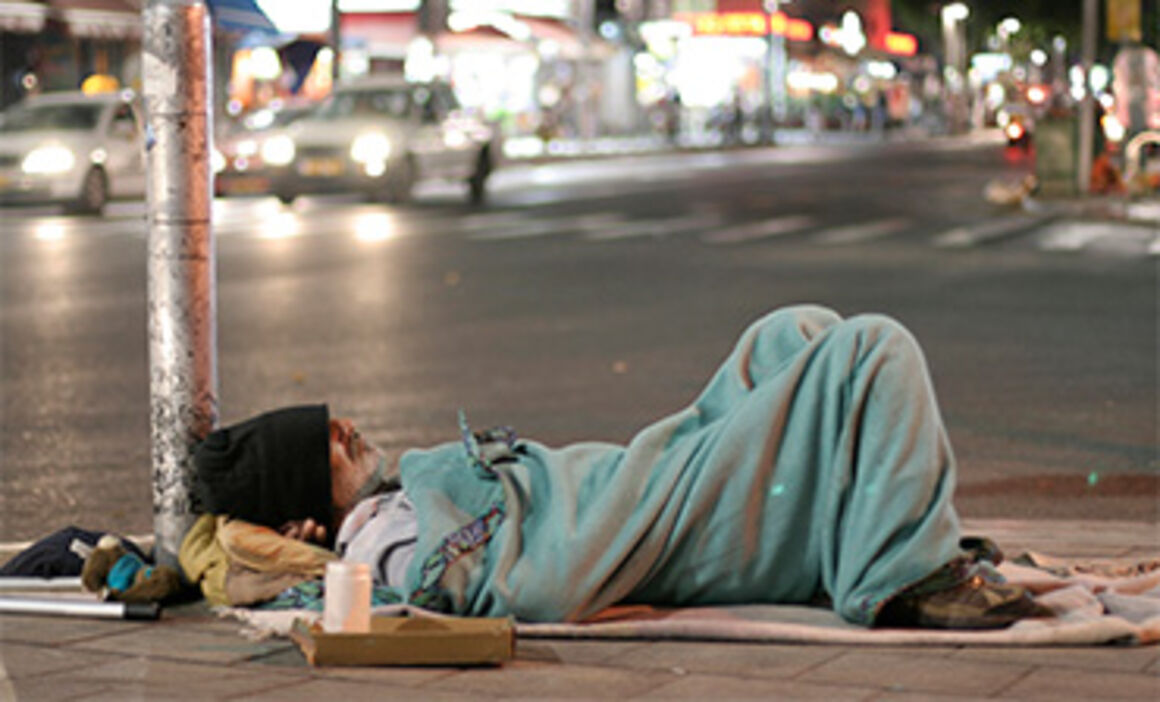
[1004,114,1033,152]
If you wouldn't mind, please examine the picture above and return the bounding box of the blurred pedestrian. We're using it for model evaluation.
[664,88,682,144]
[726,89,745,145]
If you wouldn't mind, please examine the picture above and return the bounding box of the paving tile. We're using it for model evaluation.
[67,623,292,664]
[515,639,649,666]
[238,645,315,669]
[40,657,305,700]
[797,651,1029,696]
[1147,656,1160,676]
[998,666,1160,699]
[0,642,119,678]
[235,677,480,701]
[1124,546,1160,559]
[639,671,876,700]
[961,519,1160,556]
[586,640,846,679]
[953,645,1160,673]
[0,613,151,645]
[175,613,259,636]
[243,646,460,687]
[870,692,1005,702]
[424,659,675,698]
[9,676,107,701]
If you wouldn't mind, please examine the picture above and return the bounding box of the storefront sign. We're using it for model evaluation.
[1106,0,1142,42]
[677,11,812,41]
[884,31,917,57]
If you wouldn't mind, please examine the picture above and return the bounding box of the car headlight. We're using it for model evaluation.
[1101,114,1126,143]
[261,135,295,166]
[351,133,391,163]
[236,138,258,157]
[22,145,76,175]
[211,148,226,174]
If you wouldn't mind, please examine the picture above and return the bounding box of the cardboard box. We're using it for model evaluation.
[290,615,515,667]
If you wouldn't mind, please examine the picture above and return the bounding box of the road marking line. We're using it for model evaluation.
[468,213,629,241]
[470,220,568,241]
[573,213,630,235]
[812,217,910,245]
[453,212,529,231]
[585,214,723,241]
[1037,220,1160,255]
[702,215,815,244]
[1037,222,1113,251]
[931,214,1044,248]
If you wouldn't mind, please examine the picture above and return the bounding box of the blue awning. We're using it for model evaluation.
[206,0,277,34]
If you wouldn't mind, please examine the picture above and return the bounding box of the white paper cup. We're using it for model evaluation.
[323,561,371,633]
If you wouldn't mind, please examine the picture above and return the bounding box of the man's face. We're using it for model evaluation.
[328,418,382,518]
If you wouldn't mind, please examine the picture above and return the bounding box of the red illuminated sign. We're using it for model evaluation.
[884,31,917,56]
[678,12,814,41]
[785,17,814,42]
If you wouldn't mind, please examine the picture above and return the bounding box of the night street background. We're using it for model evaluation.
[1,136,1157,544]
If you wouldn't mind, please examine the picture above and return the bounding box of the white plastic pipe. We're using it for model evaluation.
[0,596,160,620]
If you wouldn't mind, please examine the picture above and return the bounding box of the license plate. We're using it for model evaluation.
[300,158,343,177]
[224,176,269,194]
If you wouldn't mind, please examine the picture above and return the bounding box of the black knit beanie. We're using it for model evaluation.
[193,405,332,530]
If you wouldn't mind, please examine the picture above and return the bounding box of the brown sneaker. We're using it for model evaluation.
[878,560,1054,630]
[960,535,1004,566]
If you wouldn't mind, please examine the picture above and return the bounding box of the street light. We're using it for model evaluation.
[997,16,1021,40]
[942,3,970,24]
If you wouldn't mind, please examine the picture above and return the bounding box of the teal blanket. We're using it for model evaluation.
[398,305,964,626]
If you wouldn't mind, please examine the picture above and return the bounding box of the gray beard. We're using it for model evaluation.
[352,453,390,503]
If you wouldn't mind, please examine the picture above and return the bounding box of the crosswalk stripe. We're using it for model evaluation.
[931,214,1045,248]
[812,217,910,245]
[1037,222,1110,251]
[701,215,815,244]
[468,213,629,241]
[573,213,630,236]
[1037,220,1160,255]
[454,212,528,231]
[470,220,568,241]
[585,213,723,241]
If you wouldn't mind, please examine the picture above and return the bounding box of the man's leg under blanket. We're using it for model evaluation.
[625,306,985,625]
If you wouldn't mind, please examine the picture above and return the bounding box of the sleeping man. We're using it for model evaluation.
[192,305,1051,630]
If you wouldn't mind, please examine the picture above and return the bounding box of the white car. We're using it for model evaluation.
[0,91,145,215]
[262,76,500,205]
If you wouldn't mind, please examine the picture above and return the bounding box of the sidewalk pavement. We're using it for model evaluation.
[3,518,1157,700]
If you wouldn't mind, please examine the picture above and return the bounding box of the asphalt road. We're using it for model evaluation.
[1,136,1157,545]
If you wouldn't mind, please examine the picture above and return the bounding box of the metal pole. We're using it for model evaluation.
[1076,0,1098,196]
[142,0,218,568]
[331,0,341,83]
[576,0,597,139]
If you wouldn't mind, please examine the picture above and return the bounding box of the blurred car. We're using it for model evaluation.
[0,90,144,215]
[260,76,500,205]
[213,101,317,197]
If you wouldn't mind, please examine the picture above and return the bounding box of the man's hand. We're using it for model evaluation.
[278,518,327,545]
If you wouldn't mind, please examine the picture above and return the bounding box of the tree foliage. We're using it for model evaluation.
[892,0,1085,59]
